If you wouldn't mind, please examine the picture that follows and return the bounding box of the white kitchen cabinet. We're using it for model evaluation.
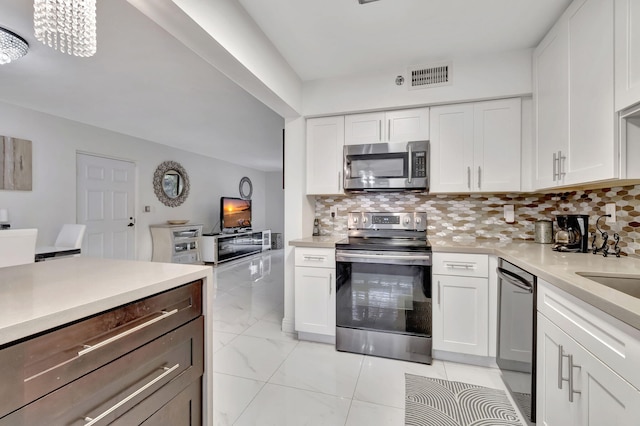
[533,0,616,189]
[294,247,336,339]
[538,314,640,425]
[306,116,344,195]
[344,107,429,145]
[430,98,521,193]
[615,0,640,111]
[537,279,640,425]
[432,253,489,356]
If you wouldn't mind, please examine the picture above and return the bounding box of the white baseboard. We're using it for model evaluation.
[433,350,497,368]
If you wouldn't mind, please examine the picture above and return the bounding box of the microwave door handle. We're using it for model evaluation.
[496,267,533,293]
[407,145,413,184]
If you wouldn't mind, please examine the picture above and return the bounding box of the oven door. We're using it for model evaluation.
[343,141,428,191]
[335,250,432,337]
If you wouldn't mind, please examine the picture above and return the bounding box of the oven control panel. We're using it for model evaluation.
[348,212,427,231]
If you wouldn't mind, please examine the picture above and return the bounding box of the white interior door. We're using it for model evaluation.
[76,153,136,259]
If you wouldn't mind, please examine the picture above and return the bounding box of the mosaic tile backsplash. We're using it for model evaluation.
[315,184,640,257]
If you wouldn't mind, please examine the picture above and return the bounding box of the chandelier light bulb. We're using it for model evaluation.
[34,0,97,57]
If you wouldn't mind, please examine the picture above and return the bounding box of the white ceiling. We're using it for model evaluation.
[0,0,572,173]
[0,0,285,172]
[238,0,572,82]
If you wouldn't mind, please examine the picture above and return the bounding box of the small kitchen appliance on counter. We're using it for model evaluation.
[335,211,432,364]
[534,219,553,244]
[552,214,589,253]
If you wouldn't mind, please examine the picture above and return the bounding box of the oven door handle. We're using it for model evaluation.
[337,252,431,261]
[496,267,533,293]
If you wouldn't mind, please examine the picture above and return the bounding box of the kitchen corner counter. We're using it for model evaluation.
[289,235,347,248]
[430,237,640,331]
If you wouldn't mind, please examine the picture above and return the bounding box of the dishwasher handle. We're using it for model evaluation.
[496,267,533,293]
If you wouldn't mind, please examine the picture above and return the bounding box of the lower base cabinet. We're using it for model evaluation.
[537,314,640,425]
[537,279,640,425]
[0,281,204,425]
[294,247,336,338]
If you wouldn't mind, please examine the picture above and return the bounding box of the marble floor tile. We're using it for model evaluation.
[211,304,259,334]
[269,341,364,398]
[443,361,507,390]
[345,399,404,426]
[213,334,298,381]
[354,356,447,409]
[212,330,238,353]
[234,383,351,426]
[213,373,264,426]
[242,318,297,342]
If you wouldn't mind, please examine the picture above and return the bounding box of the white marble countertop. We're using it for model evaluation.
[290,235,640,330]
[0,257,213,346]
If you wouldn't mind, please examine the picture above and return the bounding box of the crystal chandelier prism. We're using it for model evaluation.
[34,0,97,57]
[0,27,29,65]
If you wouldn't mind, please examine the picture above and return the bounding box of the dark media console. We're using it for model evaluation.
[201,229,271,264]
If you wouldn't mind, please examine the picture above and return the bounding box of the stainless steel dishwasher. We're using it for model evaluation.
[496,258,536,423]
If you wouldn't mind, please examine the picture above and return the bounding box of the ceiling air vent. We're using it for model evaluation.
[407,62,452,90]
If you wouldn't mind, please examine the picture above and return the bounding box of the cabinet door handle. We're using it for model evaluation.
[77,309,178,356]
[568,354,581,403]
[558,344,565,389]
[558,150,566,178]
[379,120,382,142]
[329,273,332,295]
[388,119,391,141]
[467,166,471,189]
[83,363,180,425]
[553,152,558,181]
[444,262,475,269]
[437,281,441,305]
[477,166,481,190]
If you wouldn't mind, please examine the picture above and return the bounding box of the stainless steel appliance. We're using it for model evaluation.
[343,141,429,192]
[552,214,589,253]
[496,259,536,423]
[335,212,432,364]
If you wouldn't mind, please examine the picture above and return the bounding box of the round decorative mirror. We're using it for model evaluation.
[239,176,253,200]
[153,161,190,207]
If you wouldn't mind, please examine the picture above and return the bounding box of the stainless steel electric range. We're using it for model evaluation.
[335,212,432,364]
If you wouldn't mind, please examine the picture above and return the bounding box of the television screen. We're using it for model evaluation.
[221,197,252,230]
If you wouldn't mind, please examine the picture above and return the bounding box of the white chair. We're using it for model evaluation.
[0,229,38,268]
[55,224,86,249]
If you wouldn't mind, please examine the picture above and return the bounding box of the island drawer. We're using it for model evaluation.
[0,316,203,425]
[0,280,202,419]
[432,253,489,277]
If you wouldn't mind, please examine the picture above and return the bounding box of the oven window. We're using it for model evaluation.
[336,262,431,336]
[349,155,406,179]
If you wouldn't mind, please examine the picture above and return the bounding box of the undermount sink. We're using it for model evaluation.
[576,272,640,298]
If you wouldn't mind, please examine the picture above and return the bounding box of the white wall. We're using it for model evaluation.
[302,49,533,116]
[0,101,282,260]
[265,171,284,235]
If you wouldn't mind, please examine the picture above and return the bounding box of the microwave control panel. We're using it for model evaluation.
[413,151,427,177]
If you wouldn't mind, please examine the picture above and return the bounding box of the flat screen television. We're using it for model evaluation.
[220,197,252,231]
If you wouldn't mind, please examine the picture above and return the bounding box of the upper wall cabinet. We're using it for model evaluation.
[344,107,429,145]
[615,0,640,111]
[533,0,616,190]
[306,116,344,195]
[430,98,521,193]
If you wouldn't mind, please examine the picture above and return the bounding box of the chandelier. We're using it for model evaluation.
[34,0,97,57]
[0,27,29,65]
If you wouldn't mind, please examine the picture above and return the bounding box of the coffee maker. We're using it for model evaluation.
[553,214,589,253]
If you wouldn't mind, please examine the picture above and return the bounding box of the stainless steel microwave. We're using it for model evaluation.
[343,141,429,192]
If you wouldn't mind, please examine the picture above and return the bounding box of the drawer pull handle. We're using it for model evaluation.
[78,309,178,356]
[303,256,326,262]
[444,262,475,269]
[83,363,180,425]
